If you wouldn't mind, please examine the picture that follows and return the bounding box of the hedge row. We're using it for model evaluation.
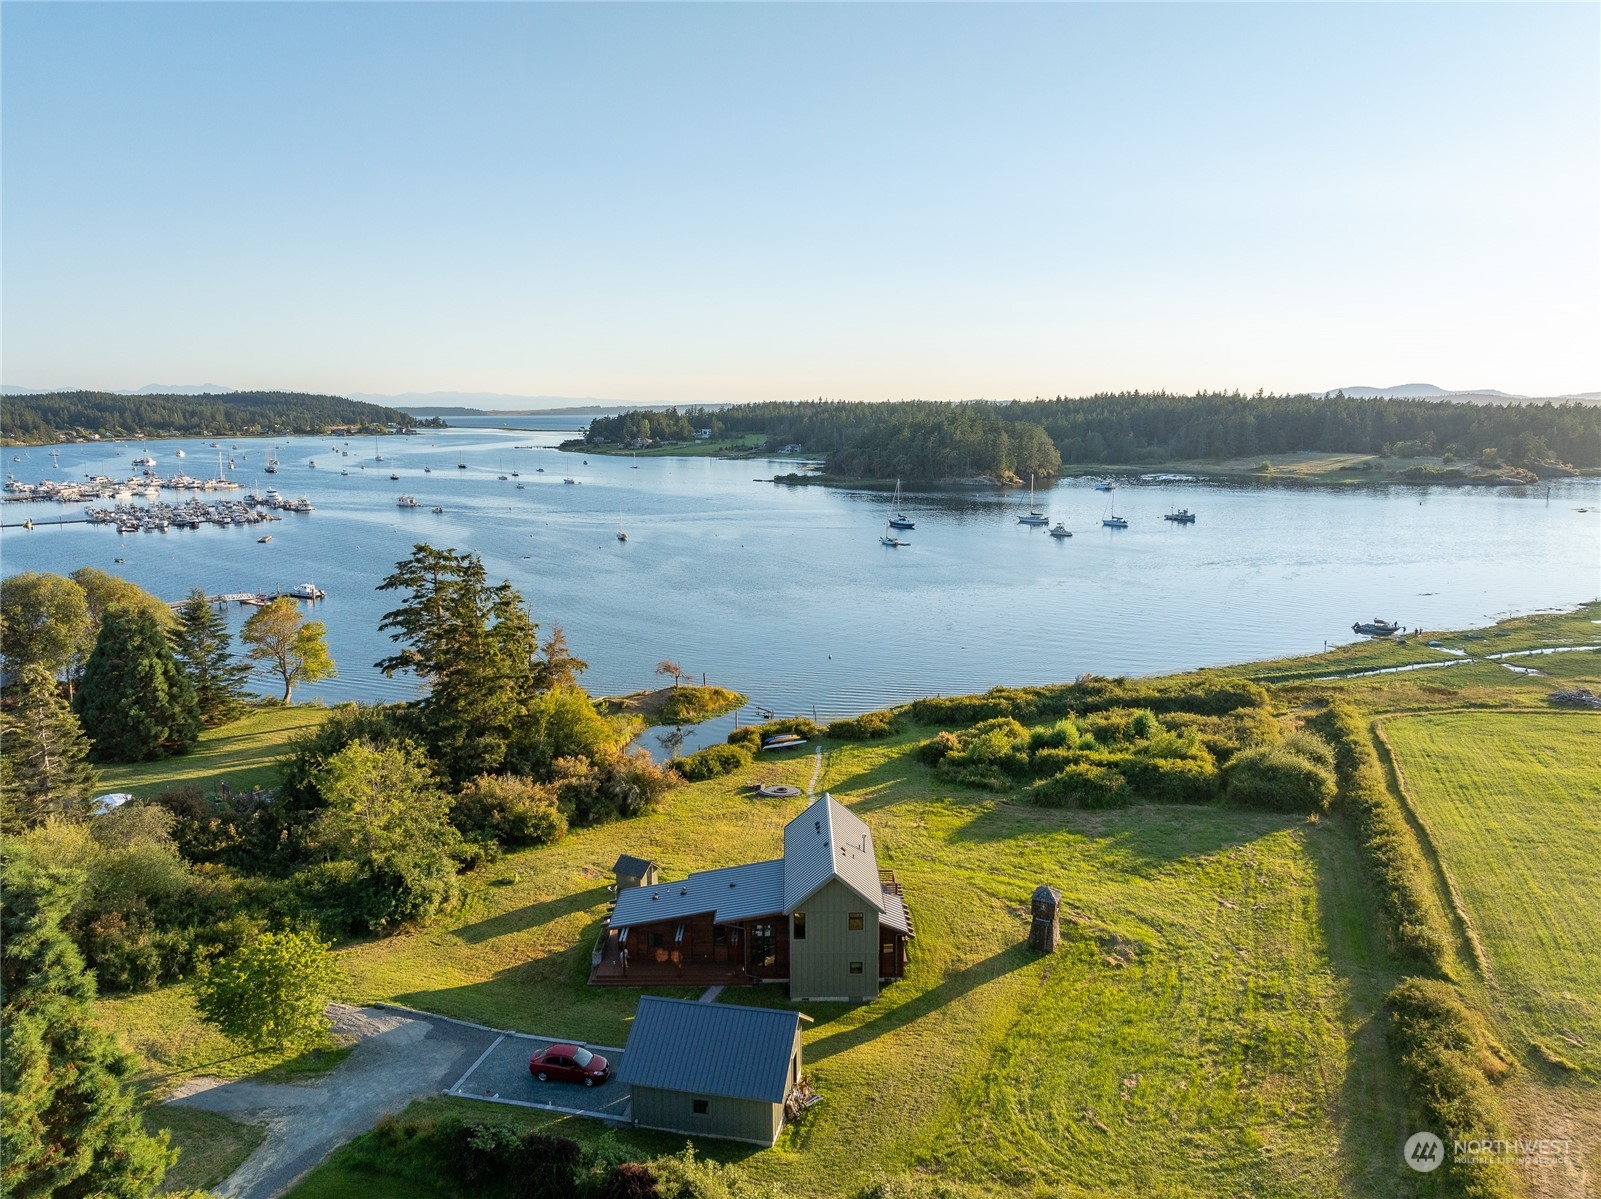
[907,675,1268,728]
[1309,702,1450,972]
[1386,978,1517,1199]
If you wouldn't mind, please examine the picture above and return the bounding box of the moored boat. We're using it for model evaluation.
[1163,509,1197,523]
[1049,523,1072,538]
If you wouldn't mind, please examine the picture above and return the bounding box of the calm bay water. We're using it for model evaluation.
[4,424,1598,755]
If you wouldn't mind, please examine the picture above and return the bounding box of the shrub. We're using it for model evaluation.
[913,730,961,765]
[453,774,567,847]
[1310,703,1450,971]
[1034,764,1129,809]
[1120,754,1219,804]
[1160,709,1281,764]
[825,710,899,740]
[1387,978,1517,1199]
[1222,746,1335,812]
[599,1163,661,1199]
[1026,718,1079,752]
[553,750,676,826]
[933,718,1030,787]
[908,676,1267,730]
[676,743,752,781]
[726,726,763,753]
[1281,729,1336,772]
[1083,707,1159,745]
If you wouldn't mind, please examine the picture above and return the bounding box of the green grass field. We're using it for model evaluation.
[145,1107,265,1194]
[1383,711,1601,1079]
[172,733,1415,1199]
[95,704,331,798]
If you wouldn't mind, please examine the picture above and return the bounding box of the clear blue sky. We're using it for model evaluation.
[3,3,1596,403]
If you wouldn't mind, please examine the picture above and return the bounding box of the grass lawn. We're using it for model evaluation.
[95,704,332,798]
[1382,711,1601,1079]
[198,733,1415,1199]
[145,1106,265,1194]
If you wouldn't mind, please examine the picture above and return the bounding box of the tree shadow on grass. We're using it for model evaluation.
[945,797,1298,871]
[452,884,611,945]
[1301,814,1421,1198]
[805,945,1034,1064]
[823,747,949,814]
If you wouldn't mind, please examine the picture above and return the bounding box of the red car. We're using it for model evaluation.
[529,1043,610,1087]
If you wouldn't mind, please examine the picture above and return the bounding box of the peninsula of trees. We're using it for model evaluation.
[0,390,444,445]
[576,393,1601,482]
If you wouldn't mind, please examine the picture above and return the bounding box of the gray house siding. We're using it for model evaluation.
[630,1085,783,1146]
[787,877,881,1001]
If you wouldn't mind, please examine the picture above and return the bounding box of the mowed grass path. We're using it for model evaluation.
[267,737,1409,1199]
[1385,711,1601,1077]
[96,705,331,797]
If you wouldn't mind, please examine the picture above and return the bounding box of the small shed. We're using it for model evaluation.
[613,854,660,893]
[617,997,804,1146]
[1029,884,1061,953]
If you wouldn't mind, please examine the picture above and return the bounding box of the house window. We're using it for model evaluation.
[751,922,776,968]
[848,912,864,931]
[693,1099,710,1116]
[849,961,864,975]
[792,912,806,940]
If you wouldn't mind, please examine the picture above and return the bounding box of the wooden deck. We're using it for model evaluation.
[589,941,763,988]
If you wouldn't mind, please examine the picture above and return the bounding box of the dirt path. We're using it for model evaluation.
[166,1005,497,1199]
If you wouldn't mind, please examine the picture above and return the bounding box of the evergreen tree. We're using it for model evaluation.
[532,623,588,691]
[74,607,202,764]
[171,588,250,725]
[0,847,174,1197]
[240,598,336,703]
[0,665,99,832]
[376,545,542,783]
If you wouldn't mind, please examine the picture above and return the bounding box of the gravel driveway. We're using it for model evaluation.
[167,1004,496,1199]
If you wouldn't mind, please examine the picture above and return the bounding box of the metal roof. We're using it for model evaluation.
[879,891,912,935]
[613,854,657,876]
[617,997,801,1103]
[783,794,884,914]
[610,859,785,927]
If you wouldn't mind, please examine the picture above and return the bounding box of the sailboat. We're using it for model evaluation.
[1101,498,1128,529]
[265,447,280,474]
[880,519,909,547]
[888,479,915,530]
[1017,474,1049,525]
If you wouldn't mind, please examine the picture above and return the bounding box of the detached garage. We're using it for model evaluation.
[617,997,804,1147]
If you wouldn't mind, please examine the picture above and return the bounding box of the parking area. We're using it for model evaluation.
[445,1032,631,1121]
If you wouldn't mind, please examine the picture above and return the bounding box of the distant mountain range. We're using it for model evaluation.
[3,383,238,396]
[1323,383,1599,403]
[350,391,630,412]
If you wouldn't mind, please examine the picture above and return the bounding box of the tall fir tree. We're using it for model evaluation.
[170,588,250,726]
[377,544,542,783]
[1,847,174,1197]
[0,665,99,832]
[73,606,202,764]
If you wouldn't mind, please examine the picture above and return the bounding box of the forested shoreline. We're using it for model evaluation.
[580,393,1601,481]
[0,390,440,444]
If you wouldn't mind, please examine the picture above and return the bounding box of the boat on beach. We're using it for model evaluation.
[762,733,808,751]
[1353,619,1403,636]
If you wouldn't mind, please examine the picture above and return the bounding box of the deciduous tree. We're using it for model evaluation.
[0,571,90,687]
[74,606,202,763]
[0,665,99,831]
[193,929,342,1053]
[241,597,336,703]
[314,739,461,928]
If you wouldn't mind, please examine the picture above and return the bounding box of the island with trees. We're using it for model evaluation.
[0,390,445,445]
[568,392,1601,485]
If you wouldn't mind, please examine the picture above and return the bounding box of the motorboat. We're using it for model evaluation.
[1049,523,1072,538]
[1094,479,1115,491]
[397,495,419,507]
[1163,509,1197,523]
[1353,619,1403,636]
[257,534,271,543]
[287,582,326,600]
